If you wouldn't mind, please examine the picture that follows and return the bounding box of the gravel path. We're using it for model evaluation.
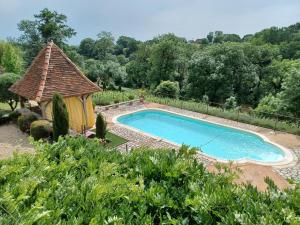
[0,124,34,159]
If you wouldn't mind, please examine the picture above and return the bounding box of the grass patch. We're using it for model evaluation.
[105,131,128,148]
[91,129,128,148]
[92,90,139,106]
[0,102,11,111]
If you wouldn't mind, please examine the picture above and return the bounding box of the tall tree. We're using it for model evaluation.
[0,42,23,74]
[18,8,76,64]
[93,31,115,61]
[281,69,300,117]
[115,36,139,57]
[78,38,95,58]
[0,73,20,111]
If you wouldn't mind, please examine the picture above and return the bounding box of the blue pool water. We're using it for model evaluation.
[117,109,285,162]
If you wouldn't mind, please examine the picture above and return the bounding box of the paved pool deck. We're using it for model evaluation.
[96,101,300,191]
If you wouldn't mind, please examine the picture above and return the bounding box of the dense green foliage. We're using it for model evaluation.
[30,120,53,141]
[92,90,138,106]
[52,93,69,141]
[95,113,107,139]
[17,8,76,64]
[0,137,299,224]
[0,42,23,74]
[0,73,20,111]
[154,80,180,98]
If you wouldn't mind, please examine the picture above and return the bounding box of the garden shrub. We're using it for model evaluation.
[0,136,299,224]
[52,93,69,141]
[96,113,107,139]
[224,96,237,109]
[92,90,138,106]
[0,110,10,125]
[154,80,180,98]
[17,112,39,132]
[30,120,53,140]
[8,110,21,123]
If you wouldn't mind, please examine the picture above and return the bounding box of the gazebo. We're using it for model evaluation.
[9,41,101,132]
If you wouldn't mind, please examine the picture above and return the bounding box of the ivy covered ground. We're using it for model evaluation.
[0,137,299,224]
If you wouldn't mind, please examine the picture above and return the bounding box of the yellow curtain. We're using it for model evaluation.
[44,95,95,132]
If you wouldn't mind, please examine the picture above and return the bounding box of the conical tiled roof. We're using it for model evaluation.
[9,41,101,102]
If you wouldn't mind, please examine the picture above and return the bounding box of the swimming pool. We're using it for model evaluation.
[116,109,288,163]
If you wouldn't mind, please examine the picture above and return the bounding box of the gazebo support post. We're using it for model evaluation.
[77,95,89,131]
[19,96,26,108]
[40,101,50,119]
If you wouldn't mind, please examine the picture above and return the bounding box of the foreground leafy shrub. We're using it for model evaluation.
[0,137,299,224]
[30,120,53,140]
[17,112,38,132]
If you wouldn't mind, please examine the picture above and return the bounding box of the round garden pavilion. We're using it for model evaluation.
[9,41,101,132]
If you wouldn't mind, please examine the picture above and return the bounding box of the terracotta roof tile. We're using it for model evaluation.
[9,41,101,102]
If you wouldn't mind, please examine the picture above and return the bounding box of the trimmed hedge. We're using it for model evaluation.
[30,120,53,140]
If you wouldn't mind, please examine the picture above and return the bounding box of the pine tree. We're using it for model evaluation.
[52,93,69,141]
[96,113,107,139]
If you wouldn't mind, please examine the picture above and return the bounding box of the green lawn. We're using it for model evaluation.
[104,131,128,148]
[90,129,128,148]
[0,102,11,110]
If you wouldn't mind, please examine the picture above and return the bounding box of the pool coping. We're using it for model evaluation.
[112,107,297,168]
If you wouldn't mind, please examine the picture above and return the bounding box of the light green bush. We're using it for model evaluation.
[30,120,53,140]
[154,80,180,98]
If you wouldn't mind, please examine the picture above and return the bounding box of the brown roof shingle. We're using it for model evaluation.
[9,41,101,102]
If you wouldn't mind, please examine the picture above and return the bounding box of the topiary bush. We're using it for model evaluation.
[96,113,107,139]
[17,112,39,132]
[30,120,53,141]
[52,93,69,141]
[154,80,180,98]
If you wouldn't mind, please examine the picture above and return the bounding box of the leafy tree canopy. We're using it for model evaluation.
[18,8,76,64]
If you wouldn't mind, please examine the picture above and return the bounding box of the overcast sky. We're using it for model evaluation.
[0,0,299,44]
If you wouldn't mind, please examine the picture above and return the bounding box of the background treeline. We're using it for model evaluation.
[1,9,300,118]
